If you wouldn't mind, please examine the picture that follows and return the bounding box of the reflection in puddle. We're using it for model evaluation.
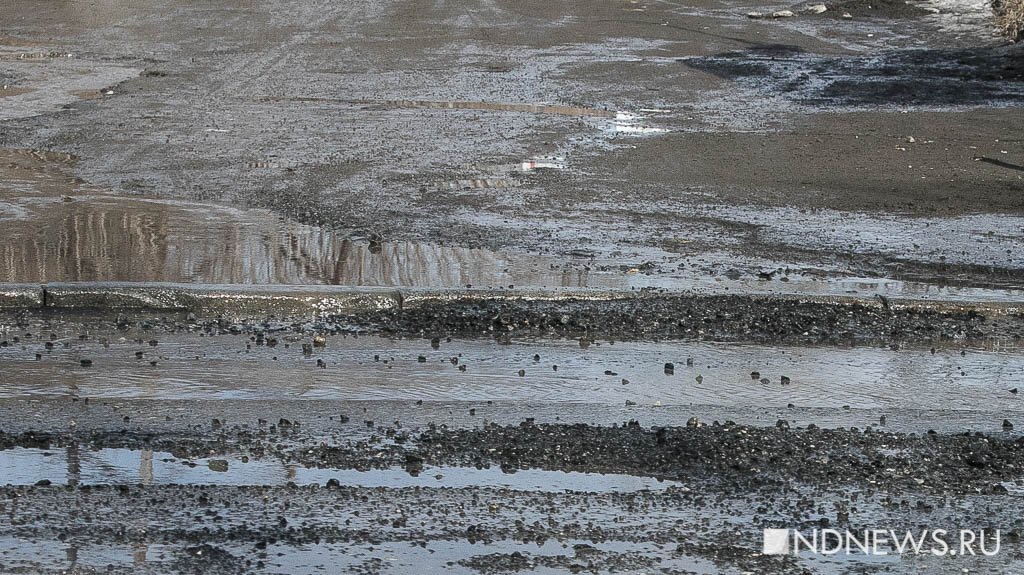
[0,149,611,287]
[0,447,677,491]
[3,147,1022,299]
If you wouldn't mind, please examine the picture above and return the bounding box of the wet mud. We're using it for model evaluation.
[1,0,1023,572]
[3,420,1024,574]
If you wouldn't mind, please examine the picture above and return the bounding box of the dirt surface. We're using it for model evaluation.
[2,0,1024,573]
[1,0,1022,289]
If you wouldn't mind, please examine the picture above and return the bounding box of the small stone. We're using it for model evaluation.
[842,11,853,18]
[695,375,703,383]
[458,364,467,372]
[1003,419,1014,430]
[771,10,795,18]
[686,358,694,366]
[517,369,525,377]
[80,359,93,367]
[803,3,827,14]
[313,335,327,347]
[1011,388,1018,394]
[417,355,427,363]
[604,370,618,376]
[780,375,791,385]
[776,419,790,430]
[208,459,229,472]
[879,415,887,426]
[750,371,760,380]
[664,362,675,374]
[621,379,630,385]
[302,343,313,356]
[430,337,440,349]
[686,417,700,428]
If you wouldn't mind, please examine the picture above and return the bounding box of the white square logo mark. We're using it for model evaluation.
[763,529,790,555]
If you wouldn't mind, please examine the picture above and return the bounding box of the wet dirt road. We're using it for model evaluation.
[1,0,1024,573]
[1,0,1022,291]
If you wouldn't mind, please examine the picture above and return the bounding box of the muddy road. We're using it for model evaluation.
[1,0,1023,290]
[1,0,1024,573]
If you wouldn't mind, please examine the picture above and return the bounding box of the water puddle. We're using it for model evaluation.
[0,538,174,573]
[606,111,670,134]
[0,537,708,575]
[0,447,677,491]
[1,334,1021,411]
[0,149,639,287]
[3,147,1022,300]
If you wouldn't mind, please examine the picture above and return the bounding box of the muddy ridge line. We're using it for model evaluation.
[346,294,1024,344]
[2,290,1023,344]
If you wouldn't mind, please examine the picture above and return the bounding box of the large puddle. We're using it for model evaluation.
[0,447,676,491]
[1,333,1021,411]
[0,149,644,288]
[4,148,1024,302]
